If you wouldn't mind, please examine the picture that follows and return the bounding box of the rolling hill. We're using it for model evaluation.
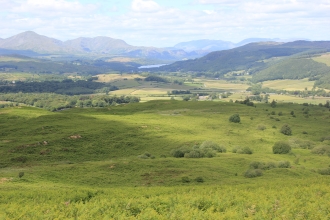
[158,41,330,80]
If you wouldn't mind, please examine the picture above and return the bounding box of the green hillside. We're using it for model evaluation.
[251,58,330,83]
[1,101,330,218]
[159,41,330,75]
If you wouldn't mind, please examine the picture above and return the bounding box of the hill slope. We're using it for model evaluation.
[159,41,330,75]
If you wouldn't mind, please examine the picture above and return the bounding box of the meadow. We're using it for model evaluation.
[1,100,330,218]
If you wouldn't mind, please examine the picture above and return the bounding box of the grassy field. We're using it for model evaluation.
[262,78,315,91]
[1,100,330,218]
[313,53,330,66]
[202,79,249,91]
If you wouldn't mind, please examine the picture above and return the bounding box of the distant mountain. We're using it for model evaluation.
[158,41,330,75]
[173,39,235,52]
[235,38,281,47]
[64,37,132,54]
[0,31,192,60]
[0,31,77,54]
[173,38,309,54]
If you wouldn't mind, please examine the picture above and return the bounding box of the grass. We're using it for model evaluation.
[262,78,315,91]
[269,94,329,104]
[1,98,330,218]
[313,53,330,66]
[202,79,249,91]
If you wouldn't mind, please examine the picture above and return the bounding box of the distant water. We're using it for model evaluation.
[138,64,167,69]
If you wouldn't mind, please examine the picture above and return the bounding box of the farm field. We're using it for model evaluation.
[262,78,315,91]
[313,53,330,66]
[1,100,330,218]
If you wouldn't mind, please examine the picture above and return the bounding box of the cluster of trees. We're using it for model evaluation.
[247,84,330,98]
[168,90,191,95]
[144,76,168,83]
[0,93,140,111]
[0,79,118,95]
[171,141,226,158]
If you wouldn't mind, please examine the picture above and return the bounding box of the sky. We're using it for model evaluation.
[0,0,330,47]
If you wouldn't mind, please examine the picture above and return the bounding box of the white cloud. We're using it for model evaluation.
[0,0,329,47]
[131,0,161,13]
[12,0,97,16]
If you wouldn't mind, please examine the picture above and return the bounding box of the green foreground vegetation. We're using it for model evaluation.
[1,100,330,218]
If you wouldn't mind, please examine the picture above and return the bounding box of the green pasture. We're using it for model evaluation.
[269,94,329,105]
[1,100,330,218]
[313,53,330,66]
[262,78,315,91]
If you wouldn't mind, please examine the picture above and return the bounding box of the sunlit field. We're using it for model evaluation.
[313,53,330,66]
[262,78,315,91]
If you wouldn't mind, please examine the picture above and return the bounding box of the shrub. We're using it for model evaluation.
[229,113,240,123]
[239,147,253,154]
[200,140,226,153]
[318,168,330,175]
[280,124,292,135]
[250,161,264,169]
[184,150,203,158]
[137,152,155,159]
[233,146,253,154]
[257,125,266,130]
[278,161,291,168]
[171,149,186,158]
[311,146,330,155]
[195,177,204,183]
[278,111,283,116]
[181,176,191,183]
[18,172,24,178]
[244,169,263,178]
[273,141,291,154]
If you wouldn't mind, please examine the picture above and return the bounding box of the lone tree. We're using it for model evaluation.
[273,141,291,154]
[270,100,277,108]
[280,124,292,135]
[229,113,240,123]
[18,172,24,178]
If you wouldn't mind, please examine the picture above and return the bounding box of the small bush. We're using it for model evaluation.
[278,111,283,116]
[280,124,292,135]
[244,169,263,178]
[200,141,226,153]
[257,125,266,131]
[195,177,204,183]
[181,176,191,183]
[229,113,240,123]
[171,149,186,158]
[318,168,330,175]
[278,161,291,168]
[250,161,264,169]
[18,172,24,178]
[184,150,203,158]
[273,141,291,154]
[138,152,155,159]
[232,146,253,154]
[311,146,330,155]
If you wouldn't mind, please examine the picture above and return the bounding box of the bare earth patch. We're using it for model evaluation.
[0,178,13,184]
[69,135,82,139]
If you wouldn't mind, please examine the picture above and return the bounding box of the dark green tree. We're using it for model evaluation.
[229,114,240,123]
[280,124,292,135]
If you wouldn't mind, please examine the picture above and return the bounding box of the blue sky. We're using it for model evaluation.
[0,0,329,47]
